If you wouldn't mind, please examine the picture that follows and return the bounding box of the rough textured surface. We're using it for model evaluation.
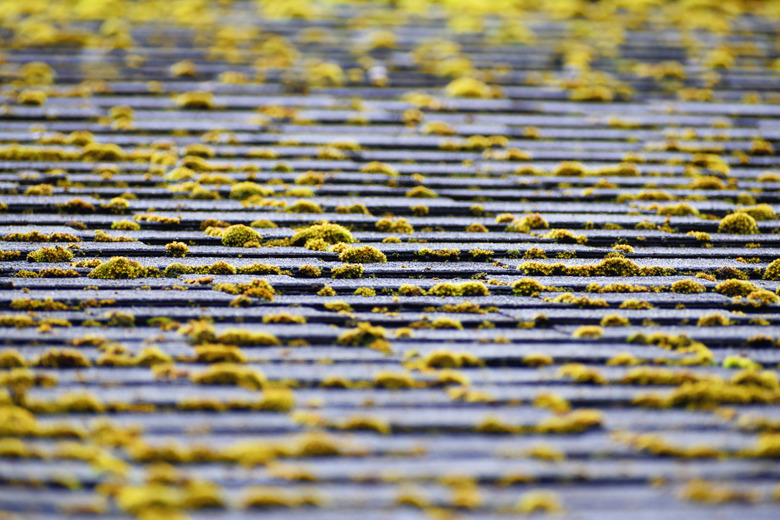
[1,1,780,519]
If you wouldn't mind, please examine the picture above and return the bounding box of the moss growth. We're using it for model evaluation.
[718,212,758,234]
[221,225,261,247]
[331,264,364,278]
[431,317,463,329]
[444,76,496,98]
[512,278,546,296]
[89,257,145,279]
[466,223,488,233]
[375,217,414,234]
[551,293,608,308]
[399,284,425,296]
[697,313,732,326]
[740,204,775,221]
[163,263,195,277]
[601,314,629,326]
[553,161,586,176]
[745,289,780,306]
[165,242,189,258]
[572,326,604,339]
[287,200,323,213]
[191,363,266,390]
[297,265,322,277]
[715,279,757,297]
[27,246,74,263]
[36,348,91,368]
[318,286,336,296]
[506,213,549,233]
[428,281,489,297]
[360,161,398,176]
[658,203,699,217]
[544,229,587,244]
[291,222,354,246]
[339,245,387,263]
[354,287,376,297]
[337,322,387,347]
[324,301,353,312]
[215,328,281,346]
[763,259,780,280]
[671,279,706,293]
[111,220,140,231]
[406,186,438,198]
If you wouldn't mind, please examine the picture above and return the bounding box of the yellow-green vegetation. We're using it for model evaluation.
[190,363,266,390]
[506,213,549,233]
[718,212,758,234]
[166,242,189,257]
[544,229,587,244]
[337,322,387,347]
[512,278,546,296]
[88,257,146,279]
[671,280,706,293]
[297,265,322,277]
[331,264,364,278]
[214,279,276,301]
[26,246,73,262]
[339,245,387,263]
[715,279,758,297]
[428,281,489,297]
[111,219,140,231]
[221,224,261,247]
[375,218,414,234]
[291,222,354,246]
[230,181,273,199]
[763,259,780,280]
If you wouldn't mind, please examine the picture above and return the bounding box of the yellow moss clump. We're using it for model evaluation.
[506,213,549,233]
[375,217,414,234]
[88,257,145,279]
[339,415,391,434]
[27,245,74,263]
[190,363,266,390]
[331,264,364,278]
[360,161,398,176]
[512,278,545,296]
[35,348,91,368]
[444,77,497,98]
[291,222,354,246]
[215,328,281,346]
[175,91,214,109]
[337,322,387,347]
[600,314,629,327]
[221,225,261,247]
[339,245,387,263]
[718,212,758,234]
[671,279,706,293]
[544,229,587,244]
[697,313,732,327]
[715,279,757,297]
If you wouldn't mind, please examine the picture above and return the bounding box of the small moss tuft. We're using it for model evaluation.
[165,242,189,258]
[763,259,780,280]
[88,257,145,279]
[512,278,546,296]
[27,246,73,263]
[339,245,387,264]
[331,264,364,279]
[221,225,261,247]
[718,212,758,235]
[375,217,414,234]
[671,279,706,293]
[291,222,354,246]
[715,279,758,297]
